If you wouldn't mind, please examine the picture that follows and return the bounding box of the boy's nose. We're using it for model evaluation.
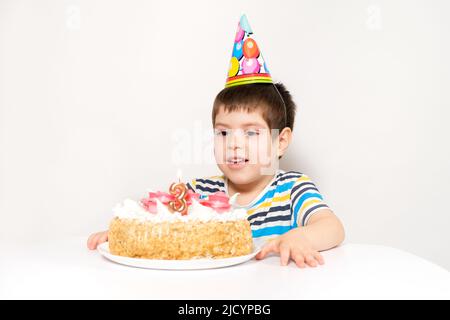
[227,129,245,149]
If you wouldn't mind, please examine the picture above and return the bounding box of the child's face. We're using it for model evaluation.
[214,105,280,185]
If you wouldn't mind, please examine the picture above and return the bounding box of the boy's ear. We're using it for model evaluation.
[277,127,292,157]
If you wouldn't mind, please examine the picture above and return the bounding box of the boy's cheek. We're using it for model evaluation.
[247,140,273,165]
[213,145,226,165]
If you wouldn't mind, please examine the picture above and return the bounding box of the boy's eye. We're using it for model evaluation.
[214,129,229,136]
[245,130,259,137]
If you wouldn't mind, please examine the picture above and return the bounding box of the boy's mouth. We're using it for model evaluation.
[226,156,249,168]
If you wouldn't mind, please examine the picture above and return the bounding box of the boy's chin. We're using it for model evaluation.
[219,165,263,185]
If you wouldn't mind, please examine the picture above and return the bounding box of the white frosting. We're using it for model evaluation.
[113,198,247,222]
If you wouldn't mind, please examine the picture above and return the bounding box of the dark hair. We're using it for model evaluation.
[212,82,297,131]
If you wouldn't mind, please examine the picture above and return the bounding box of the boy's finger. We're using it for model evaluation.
[87,235,94,249]
[256,239,279,260]
[305,254,318,267]
[314,252,325,265]
[92,233,104,249]
[291,250,306,268]
[279,244,290,266]
[255,243,273,260]
[100,232,108,243]
[91,234,101,249]
[87,234,99,250]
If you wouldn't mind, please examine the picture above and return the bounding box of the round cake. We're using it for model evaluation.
[108,183,253,260]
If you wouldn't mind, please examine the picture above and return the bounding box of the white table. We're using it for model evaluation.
[1,237,449,299]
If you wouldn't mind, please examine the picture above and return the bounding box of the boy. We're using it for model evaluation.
[88,15,345,268]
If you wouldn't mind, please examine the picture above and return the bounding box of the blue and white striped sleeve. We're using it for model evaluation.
[186,179,196,192]
[290,174,330,227]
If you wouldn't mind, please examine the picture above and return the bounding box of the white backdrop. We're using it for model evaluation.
[1,0,449,269]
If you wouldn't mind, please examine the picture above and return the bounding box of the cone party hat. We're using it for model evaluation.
[225,14,273,88]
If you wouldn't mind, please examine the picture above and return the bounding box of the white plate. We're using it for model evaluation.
[97,239,265,270]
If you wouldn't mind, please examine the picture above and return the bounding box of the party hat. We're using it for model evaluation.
[225,14,273,88]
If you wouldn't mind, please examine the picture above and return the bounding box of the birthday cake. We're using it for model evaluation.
[108,182,253,260]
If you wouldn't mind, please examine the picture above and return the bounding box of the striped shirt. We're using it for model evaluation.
[186,170,330,241]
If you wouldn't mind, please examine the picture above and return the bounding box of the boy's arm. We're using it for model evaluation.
[256,208,345,267]
[298,208,345,251]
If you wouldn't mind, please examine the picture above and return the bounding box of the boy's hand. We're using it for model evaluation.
[87,230,108,250]
[255,228,325,268]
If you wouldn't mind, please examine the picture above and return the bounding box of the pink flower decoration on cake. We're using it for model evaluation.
[198,191,232,213]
